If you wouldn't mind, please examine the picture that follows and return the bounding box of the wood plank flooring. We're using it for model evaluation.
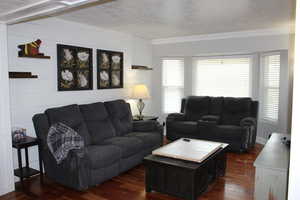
[0,144,263,200]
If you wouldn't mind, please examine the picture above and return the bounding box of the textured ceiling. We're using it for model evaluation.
[58,0,293,39]
[0,0,42,14]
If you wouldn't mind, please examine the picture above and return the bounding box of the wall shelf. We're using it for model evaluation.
[18,55,50,59]
[9,72,38,79]
[132,65,153,70]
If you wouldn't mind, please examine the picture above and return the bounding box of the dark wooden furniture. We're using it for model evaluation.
[12,136,43,186]
[131,65,153,70]
[144,146,227,200]
[18,55,50,59]
[9,72,38,79]
[133,115,158,121]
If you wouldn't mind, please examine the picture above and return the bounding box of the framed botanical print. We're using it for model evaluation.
[57,44,93,91]
[97,49,123,89]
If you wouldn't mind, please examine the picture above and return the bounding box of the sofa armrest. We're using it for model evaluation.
[43,146,90,190]
[132,121,164,146]
[166,113,186,122]
[240,117,257,127]
[132,120,162,132]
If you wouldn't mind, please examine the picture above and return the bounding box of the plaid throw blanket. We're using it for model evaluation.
[47,122,84,164]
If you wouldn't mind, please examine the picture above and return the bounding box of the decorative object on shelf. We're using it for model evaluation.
[57,44,93,91]
[132,65,152,70]
[12,127,27,142]
[18,39,50,59]
[9,71,38,79]
[132,84,150,120]
[97,49,124,89]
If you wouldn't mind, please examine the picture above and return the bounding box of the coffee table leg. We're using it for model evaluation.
[145,166,152,193]
[216,152,227,177]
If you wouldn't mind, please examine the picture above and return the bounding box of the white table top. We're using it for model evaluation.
[152,138,228,163]
[254,133,290,172]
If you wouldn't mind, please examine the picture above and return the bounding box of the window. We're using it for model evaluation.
[162,58,184,113]
[261,54,280,122]
[193,56,251,97]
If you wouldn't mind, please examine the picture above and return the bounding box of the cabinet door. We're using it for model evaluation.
[255,168,288,200]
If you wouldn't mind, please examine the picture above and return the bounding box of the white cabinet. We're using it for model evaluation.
[254,133,290,200]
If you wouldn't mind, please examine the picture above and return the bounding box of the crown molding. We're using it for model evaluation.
[151,28,291,45]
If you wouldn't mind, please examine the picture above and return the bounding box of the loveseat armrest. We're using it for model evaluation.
[240,117,257,127]
[240,117,257,150]
[166,113,186,122]
[132,120,162,132]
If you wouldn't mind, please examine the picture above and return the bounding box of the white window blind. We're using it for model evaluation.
[262,54,280,122]
[193,56,251,97]
[162,59,184,113]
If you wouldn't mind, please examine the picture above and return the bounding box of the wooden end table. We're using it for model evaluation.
[12,136,43,186]
[133,115,158,121]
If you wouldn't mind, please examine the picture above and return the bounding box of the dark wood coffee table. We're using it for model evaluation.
[144,139,228,200]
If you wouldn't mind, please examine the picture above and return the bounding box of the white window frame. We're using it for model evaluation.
[161,57,185,114]
[259,51,281,124]
[191,54,253,98]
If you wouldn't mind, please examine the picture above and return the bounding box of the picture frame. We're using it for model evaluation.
[97,49,124,89]
[57,44,93,91]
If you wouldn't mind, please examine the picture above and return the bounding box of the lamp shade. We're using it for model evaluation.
[132,84,150,99]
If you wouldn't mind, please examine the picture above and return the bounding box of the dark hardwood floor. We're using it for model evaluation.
[0,144,263,200]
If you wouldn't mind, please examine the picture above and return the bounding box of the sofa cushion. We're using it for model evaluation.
[104,100,133,136]
[125,132,161,149]
[169,121,198,134]
[86,145,121,169]
[101,137,143,158]
[45,104,91,145]
[184,96,210,121]
[213,125,246,141]
[209,97,224,115]
[80,102,116,144]
[221,98,252,125]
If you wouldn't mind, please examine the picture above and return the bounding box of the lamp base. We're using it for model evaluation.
[137,99,145,120]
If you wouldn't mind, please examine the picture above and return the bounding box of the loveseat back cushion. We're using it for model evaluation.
[104,100,133,136]
[251,101,259,118]
[209,97,224,115]
[184,96,210,121]
[45,104,91,145]
[79,102,116,144]
[221,97,252,125]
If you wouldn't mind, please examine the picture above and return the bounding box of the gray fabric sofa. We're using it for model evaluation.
[32,99,163,190]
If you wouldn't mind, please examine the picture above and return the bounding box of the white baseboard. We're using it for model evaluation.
[256,136,268,145]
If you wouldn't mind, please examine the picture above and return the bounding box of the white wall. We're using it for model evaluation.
[7,18,153,176]
[152,33,292,140]
[288,0,300,199]
[0,23,15,195]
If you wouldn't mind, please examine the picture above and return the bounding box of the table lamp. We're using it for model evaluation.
[132,84,150,119]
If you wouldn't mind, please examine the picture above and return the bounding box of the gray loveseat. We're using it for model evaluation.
[166,96,258,152]
[32,99,163,190]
